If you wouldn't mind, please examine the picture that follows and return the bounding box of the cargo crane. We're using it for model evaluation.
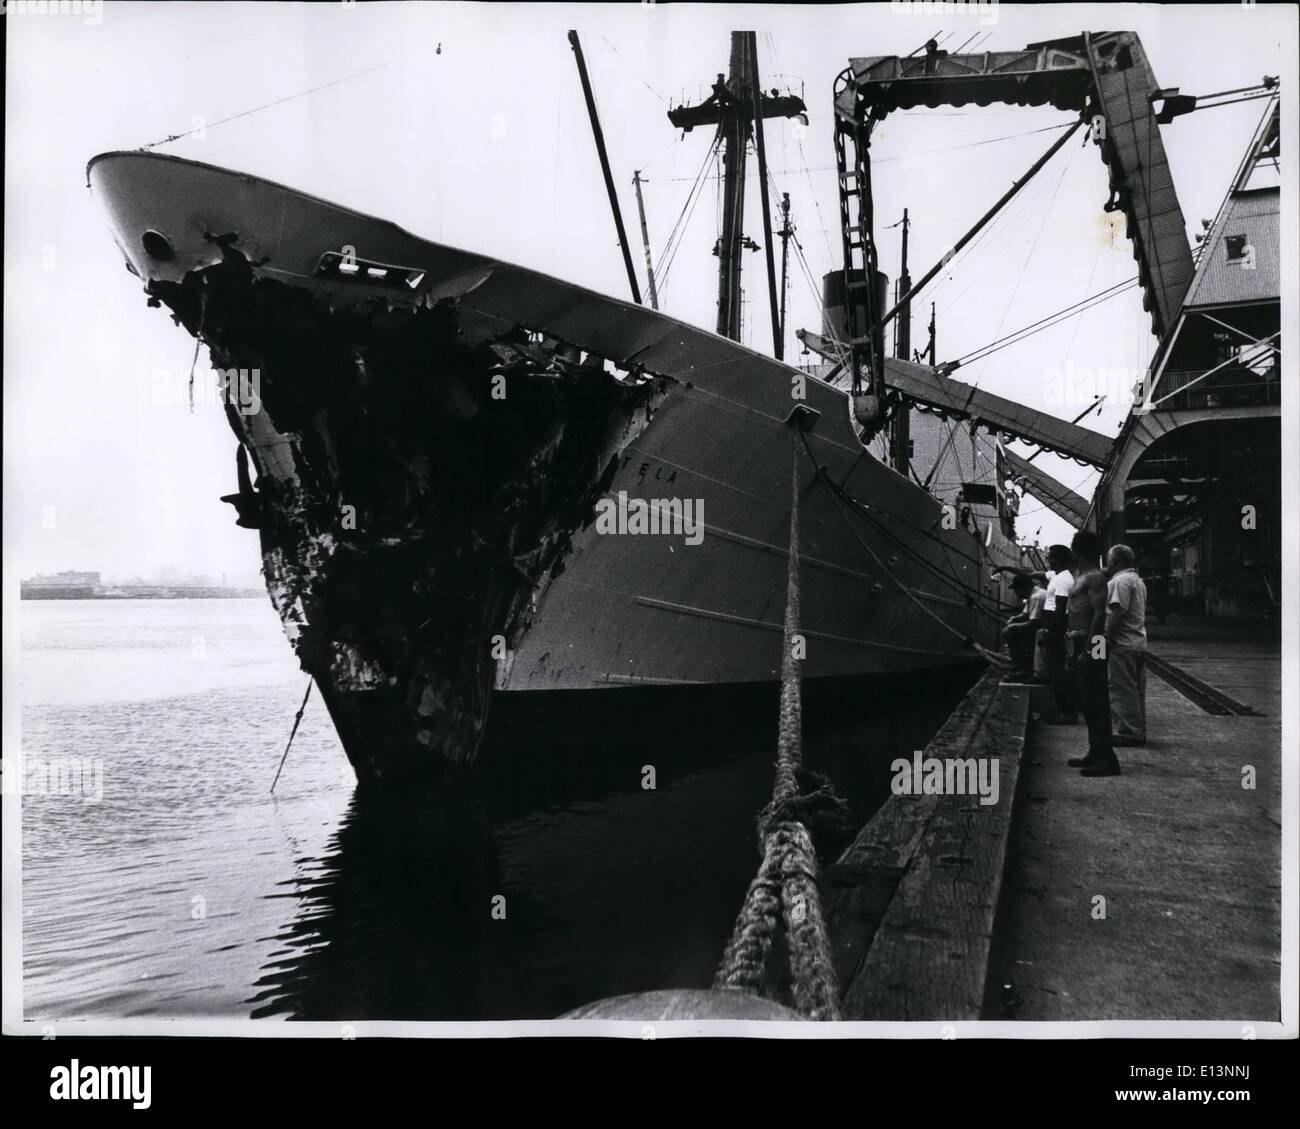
[833,32,1198,456]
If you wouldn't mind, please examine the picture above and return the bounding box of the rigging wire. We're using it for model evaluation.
[797,429,1011,632]
[654,137,715,285]
[923,132,1075,310]
[758,160,831,353]
[948,276,1141,369]
[633,131,685,176]
[138,57,404,151]
[922,180,1035,309]
[660,136,714,264]
[599,35,669,104]
[1058,234,1105,370]
[657,140,718,296]
[667,120,1076,181]
[796,137,837,266]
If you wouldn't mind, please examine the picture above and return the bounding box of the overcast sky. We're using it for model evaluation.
[5,2,1294,581]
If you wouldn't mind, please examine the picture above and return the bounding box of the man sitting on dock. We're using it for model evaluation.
[1105,544,1148,748]
[1003,573,1046,680]
[1064,531,1120,777]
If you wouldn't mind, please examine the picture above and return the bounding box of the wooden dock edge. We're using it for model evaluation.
[822,669,1032,1020]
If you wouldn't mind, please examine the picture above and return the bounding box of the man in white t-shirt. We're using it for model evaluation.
[1044,564,1073,618]
[1039,545,1076,722]
[1031,572,1052,680]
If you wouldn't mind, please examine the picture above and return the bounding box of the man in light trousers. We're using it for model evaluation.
[1106,544,1148,747]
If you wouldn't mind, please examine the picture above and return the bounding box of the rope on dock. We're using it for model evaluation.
[714,434,842,1021]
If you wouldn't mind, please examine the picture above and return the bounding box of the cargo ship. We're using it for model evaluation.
[93,32,1146,785]
[88,145,1022,783]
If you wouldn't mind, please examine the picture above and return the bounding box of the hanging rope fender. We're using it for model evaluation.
[714,433,842,1021]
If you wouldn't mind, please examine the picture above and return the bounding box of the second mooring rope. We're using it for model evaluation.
[713,434,841,1021]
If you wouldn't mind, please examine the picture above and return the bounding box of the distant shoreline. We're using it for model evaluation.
[20,591,264,601]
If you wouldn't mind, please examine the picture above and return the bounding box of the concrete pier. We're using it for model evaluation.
[992,619,1281,1021]
[824,617,1280,1023]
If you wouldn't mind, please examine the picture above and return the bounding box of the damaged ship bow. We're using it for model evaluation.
[90,151,1004,785]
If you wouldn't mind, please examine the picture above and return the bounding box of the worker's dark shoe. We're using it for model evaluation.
[1111,735,1146,747]
[1081,758,1122,777]
[1067,753,1099,767]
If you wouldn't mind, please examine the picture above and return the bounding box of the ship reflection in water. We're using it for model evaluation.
[21,600,975,1021]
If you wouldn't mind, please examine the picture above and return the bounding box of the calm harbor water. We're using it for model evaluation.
[20,598,973,1020]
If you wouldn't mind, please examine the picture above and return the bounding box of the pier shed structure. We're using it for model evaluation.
[1094,100,1281,619]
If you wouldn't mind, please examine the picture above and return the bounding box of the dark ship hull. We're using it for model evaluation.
[90,151,1010,784]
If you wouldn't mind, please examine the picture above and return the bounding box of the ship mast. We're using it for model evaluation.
[747,34,782,359]
[632,170,660,310]
[669,31,806,344]
[778,192,792,359]
[890,208,912,475]
[718,34,749,340]
[568,30,642,305]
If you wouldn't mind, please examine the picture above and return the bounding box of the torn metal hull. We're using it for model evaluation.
[89,151,1009,784]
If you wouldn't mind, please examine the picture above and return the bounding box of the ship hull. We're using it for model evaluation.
[89,151,1011,784]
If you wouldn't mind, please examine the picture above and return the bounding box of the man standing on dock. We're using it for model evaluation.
[1105,544,1148,747]
[1065,531,1120,777]
[1040,546,1076,723]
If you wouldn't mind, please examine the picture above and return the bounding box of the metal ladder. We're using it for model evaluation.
[832,76,885,414]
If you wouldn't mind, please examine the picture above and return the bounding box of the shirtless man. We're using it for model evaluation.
[1064,530,1121,776]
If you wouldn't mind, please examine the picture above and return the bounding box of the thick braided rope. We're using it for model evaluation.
[714,435,841,1021]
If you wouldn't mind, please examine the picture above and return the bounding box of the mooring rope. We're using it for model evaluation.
[796,427,1011,671]
[714,434,841,1021]
[187,282,209,413]
[270,680,314,795]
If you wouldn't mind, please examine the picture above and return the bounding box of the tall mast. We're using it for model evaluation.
[568,30,642,305]
[748,32,782,359]
[891,208,912,474]
[632,170,660,310]
[778,192,792,359]
[668,31,806,343]
[717,32,750,339]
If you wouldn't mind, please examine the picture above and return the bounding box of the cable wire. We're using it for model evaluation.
[139,57,404,151]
